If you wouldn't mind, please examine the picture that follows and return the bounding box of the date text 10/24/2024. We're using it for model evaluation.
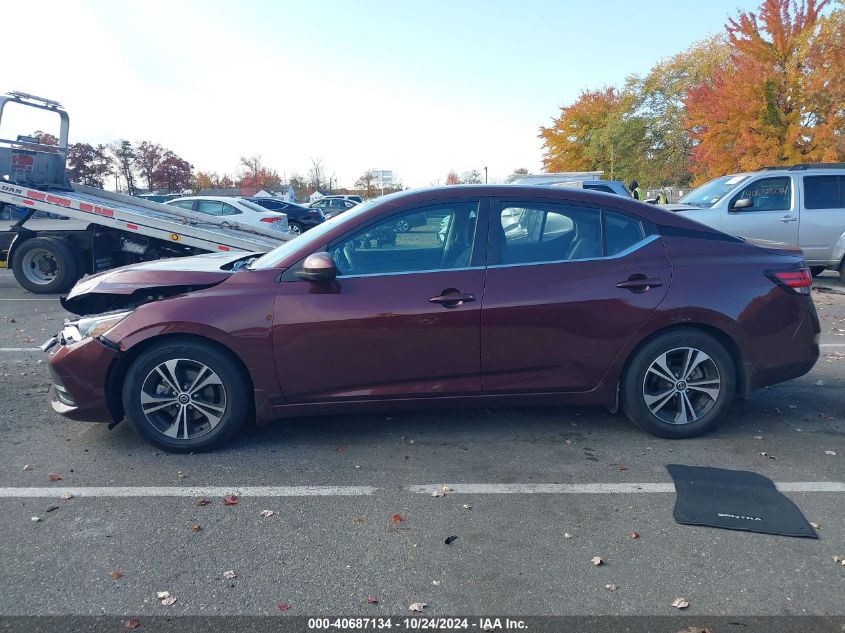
[307,618,528,630]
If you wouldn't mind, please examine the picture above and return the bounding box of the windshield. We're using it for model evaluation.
[249,196,383,269]
[678,175,751,208]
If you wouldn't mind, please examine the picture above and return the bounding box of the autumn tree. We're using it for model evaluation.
[152,152,193,192]
[288,172,308,202]
[67,143,112,187]
[219,174,235,189]
[355,170,377,198]
[193,171,219,193]
[110,140,137,194]
[445,170,460,185]
[134,141,165,190]
[684,0,843,181]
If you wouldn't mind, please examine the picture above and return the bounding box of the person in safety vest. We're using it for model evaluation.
[629,180,645,201]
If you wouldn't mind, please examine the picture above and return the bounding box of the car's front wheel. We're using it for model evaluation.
[622,329,735,438]
[122,339,251,452]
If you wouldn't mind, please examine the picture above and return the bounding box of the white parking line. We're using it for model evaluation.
[408,482,845,494]
[0,298,59,301]
[0,485,377,498]
[821,343,845,347]
[0,482,841,498]
[0,348,40,352]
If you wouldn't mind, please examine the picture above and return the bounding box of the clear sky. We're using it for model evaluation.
[3,0,763,189]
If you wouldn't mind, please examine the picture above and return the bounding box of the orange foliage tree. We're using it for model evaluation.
[684,0,844,181]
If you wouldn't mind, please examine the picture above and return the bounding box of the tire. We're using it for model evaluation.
[122,339,252,452]
[288,221,303,236]
[810,266,826,277]
[11,236,79,294]
[394,218,411,233]
[621,329,736,439]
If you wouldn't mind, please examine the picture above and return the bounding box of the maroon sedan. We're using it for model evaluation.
[44,185,820,451]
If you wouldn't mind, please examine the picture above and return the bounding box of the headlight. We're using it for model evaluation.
[64,311,133,343]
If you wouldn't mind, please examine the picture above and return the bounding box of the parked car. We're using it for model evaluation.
[666,164,845,278]
[323,194,364,204]
[45,184,819,451]
[243,198,324,236]
[309,197,358,219]
[166,196,290,234]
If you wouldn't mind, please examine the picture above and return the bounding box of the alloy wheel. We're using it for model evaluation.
[140,359,227,440]
[642,347,721,425]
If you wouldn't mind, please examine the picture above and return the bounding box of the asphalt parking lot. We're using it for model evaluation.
[0,267,843,626]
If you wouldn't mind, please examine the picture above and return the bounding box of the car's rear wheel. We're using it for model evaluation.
[288,221,303,236]
[122,340,251,452]
[622,329,735,438]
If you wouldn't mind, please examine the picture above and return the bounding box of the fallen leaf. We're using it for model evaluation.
[591,556,604,566]
[260,510,274,518]
[123,618,140,630]
[223,570,236,579]
[409,602,427,612]
[431,490,444,497]
[223,495,239,505]
[23,464,31,471]
[195,498,210,506]
[824,450,837,456]
[671,597,690,609]
[47,474,62,482]
[156,591,170,600]
[59,493,75,500]
[442,485,452,493]
[432,580,441,586]
[390,513,403,524]
[110,570,124,580]
[605,583,619,591]
[629,531,640,539]
[352,516,365,524]
[563,532,573,539]
[810,522,821,529]
[31,516,41,522]
[759,451,768,456]
[754,436,764,440]
[276,603,291,611]
[161,596,176,606]
[335,447,344,453]
[815,380,825,386]
[444,535,458,545]
[177,471,187,479]
[675,628,711,633]
[191,524,202,533]
[462,504,472,510]
[364,596,378,605]
[618,466,627,471]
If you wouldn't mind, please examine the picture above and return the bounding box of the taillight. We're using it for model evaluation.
[766,268,812,295]
[260,217,284,223]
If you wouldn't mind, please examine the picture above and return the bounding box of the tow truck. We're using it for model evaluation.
[0,91,291,293]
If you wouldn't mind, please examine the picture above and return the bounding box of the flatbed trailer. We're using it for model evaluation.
[0,91,290,293]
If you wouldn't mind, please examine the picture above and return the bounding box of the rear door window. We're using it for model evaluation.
[803,175,843,209]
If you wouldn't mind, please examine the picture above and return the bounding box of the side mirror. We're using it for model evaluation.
[730,198,753,211]
[297,252,337,282]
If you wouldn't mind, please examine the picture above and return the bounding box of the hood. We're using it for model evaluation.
[663,203,705,213]
[61,252,255,315]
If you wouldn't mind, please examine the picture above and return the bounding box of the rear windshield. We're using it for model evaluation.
[678,175,751,208]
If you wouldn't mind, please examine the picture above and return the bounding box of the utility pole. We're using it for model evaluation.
[484,166,488,183]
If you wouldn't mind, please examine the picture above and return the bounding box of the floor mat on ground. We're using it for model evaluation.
[667,464,818,538]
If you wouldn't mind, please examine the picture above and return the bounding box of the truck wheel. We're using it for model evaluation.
[621,329,735,439]
[11,237,80,294]
[122,339,252,452]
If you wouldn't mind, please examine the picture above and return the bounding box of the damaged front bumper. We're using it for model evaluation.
[44,326,121,423]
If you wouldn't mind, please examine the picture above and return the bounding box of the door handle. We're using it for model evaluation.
[430,289,476,307]
[779,215,798,223]
[616,276,662,292]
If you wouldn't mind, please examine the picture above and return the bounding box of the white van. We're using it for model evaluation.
[668,164,845,278]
